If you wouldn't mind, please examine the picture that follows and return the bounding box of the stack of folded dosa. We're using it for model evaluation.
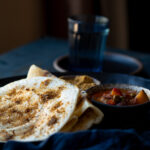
[0,65,103,142]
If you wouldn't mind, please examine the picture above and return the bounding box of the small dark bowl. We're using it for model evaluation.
[87,84,150,128]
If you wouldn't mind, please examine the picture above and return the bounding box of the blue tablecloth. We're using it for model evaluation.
[1,129,150,150]
[0,37,150,78]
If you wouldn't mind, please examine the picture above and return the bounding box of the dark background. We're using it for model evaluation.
[0,0,149,54]
[46,0,150,53]
[127,0,150,52]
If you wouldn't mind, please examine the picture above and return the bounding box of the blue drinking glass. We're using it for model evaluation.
[68,15,109,72]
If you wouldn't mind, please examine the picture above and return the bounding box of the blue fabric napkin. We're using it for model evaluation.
[1,129,150,150]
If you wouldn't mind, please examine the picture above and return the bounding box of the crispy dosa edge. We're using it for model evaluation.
[26,65,104,132]
[69,97,104,131]
[27,64,54,79]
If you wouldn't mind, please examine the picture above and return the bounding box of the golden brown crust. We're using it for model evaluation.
[60,75,96,91]
[27,65,53,79]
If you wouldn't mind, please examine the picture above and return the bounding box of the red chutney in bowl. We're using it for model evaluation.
[92,88,149,106]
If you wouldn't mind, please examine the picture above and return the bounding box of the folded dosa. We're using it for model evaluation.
[27,65,104,132]
[0,76,79,142]
[27,65,53,78]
